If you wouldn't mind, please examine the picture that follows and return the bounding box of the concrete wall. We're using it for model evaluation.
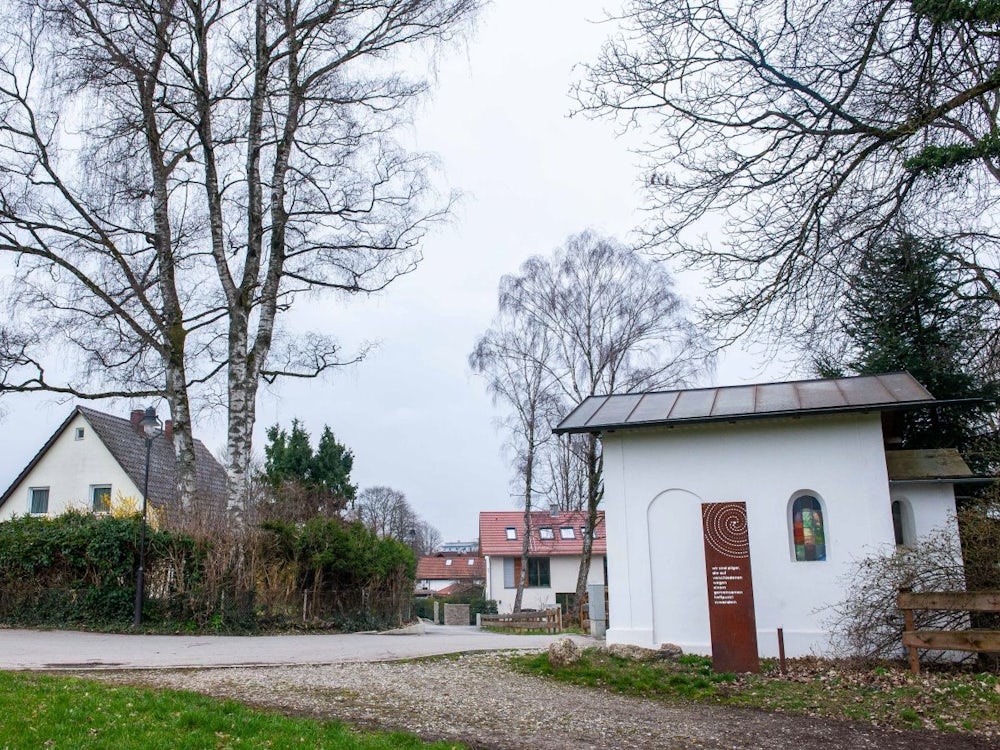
[485,554,605,613]
[601,413,959,657]
[1,413,142,521]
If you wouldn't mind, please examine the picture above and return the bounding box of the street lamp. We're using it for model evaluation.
[133,406,163,628]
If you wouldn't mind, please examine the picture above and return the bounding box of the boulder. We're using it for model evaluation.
[606,642,683,662]
[547,637,581,667]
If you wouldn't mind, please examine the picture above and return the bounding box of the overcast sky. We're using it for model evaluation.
[0,1,796,542]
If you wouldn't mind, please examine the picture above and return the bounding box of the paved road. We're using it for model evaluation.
[0,624,589,671]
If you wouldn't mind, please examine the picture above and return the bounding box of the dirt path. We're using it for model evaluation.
[84,652,996,750]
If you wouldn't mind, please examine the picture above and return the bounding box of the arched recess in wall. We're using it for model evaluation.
[891,496,916,547]
[787,492,828,562]
[647,489,709,647]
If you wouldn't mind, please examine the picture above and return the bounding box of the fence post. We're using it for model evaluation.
[587,583,606,638]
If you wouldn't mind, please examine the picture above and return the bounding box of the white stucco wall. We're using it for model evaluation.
[0,413,141,521]
[601,413,958,658]
[889,482,960,544]
[485,555,605,613]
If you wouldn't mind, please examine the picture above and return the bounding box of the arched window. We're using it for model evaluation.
[791,495,826,562]
[891,498,914,547]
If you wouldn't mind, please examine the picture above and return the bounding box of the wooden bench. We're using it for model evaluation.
[897,588,1000,674]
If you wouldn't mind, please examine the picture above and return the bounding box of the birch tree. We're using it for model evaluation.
[0,0,479,510]
[477,230,712,615]
[470,310,559,611]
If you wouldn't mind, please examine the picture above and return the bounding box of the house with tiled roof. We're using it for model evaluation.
[0,406,226,521]
[479,510,606,613]
[414,552,485,596]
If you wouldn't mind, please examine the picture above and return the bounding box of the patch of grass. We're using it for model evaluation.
[512,649,1000,736]
[0,672,465,749]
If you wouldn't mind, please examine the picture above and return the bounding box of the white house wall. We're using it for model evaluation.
[602,413,912,658]
[0,414,142,521]
[890,482,960,543]
[485,555,605,613]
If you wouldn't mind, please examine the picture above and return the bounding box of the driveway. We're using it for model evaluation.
[0,623,589,670]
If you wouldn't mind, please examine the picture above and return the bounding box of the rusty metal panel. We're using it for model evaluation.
[879,372,934,401]
[627,391,680,424]
[701,502,760,673]
[754,382,801,413]
[795,378,846,409]
[556,396,607,431]
[710,385,757,417]
[588,394,642,427]
[669,388,719,419]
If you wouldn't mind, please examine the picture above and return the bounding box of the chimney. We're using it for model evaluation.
[130,409,144,432]
[164,420,173,439]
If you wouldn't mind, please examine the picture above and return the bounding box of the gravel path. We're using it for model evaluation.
[86,652,996,750]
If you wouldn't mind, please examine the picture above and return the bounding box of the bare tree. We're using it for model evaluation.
[470,309,560,611]
[0,0,480,510]
[577,0,1000,347]
[352,485,440,554]
[476,230,712,615]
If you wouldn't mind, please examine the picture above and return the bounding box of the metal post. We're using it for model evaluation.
[133,434,152,627]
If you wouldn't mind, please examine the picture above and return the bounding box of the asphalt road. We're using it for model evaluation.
[0,623,588,671]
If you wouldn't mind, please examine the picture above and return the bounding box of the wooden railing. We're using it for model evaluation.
[480,607,562,634]
[898,588,1000,674]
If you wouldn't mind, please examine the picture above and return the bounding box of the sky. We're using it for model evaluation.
[0,1,795,542]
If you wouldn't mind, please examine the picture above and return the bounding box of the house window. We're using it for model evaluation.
[559,526,575,539]
[91,485,112,513]
[29,487,49,515]
[505,527,517,540]
[467,558,475,566]
[527,557,550,587]
[539,526,554,540]
[74,427,85,440]
[503,557,550,587]
[445,558,453,566]
[892,498,915,547]
[555,592,576,614]
[791,494,826,561]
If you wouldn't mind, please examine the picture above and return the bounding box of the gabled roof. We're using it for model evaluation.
[0,405,227,511]
[479,510,606,557]
[555,372,936,435]
[415,553,485,581]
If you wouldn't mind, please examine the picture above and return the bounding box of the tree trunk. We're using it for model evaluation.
[513,436,535,612]
[573,434,601,621]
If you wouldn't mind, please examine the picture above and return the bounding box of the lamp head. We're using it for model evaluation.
[140,406,163,439]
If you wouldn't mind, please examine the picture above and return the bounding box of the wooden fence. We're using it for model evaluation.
[898,588,1000,674]
[480,608,562,634]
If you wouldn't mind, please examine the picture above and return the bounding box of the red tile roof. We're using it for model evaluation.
[478,510,606,557]
[415,554,485,581]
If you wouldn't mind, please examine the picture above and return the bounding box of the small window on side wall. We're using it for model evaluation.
[891,498,915,547]
[791,494,826,561]
[91,485,112,513]
[29,487,49,515]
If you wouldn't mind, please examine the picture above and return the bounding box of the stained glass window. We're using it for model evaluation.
[792,495,826,561]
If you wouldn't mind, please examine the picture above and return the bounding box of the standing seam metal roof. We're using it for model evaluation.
[554,372,935,434]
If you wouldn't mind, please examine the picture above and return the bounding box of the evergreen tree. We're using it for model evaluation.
[260,420,356,520]
[815,234,995,453]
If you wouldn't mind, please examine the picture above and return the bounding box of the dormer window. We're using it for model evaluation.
[467,558,475,565]
[559,527,575,539]
[505,527,517,540]
[539,527,554,540]
[445,559,453,566]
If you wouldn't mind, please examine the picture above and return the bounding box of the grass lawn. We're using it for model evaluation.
[0,671,465,750]
[512,650,1000,735]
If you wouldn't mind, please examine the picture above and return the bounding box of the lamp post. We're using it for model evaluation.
[133,406,163,628]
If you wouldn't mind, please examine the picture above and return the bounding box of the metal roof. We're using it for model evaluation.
[554,372,935,435]
[885,449,974,481]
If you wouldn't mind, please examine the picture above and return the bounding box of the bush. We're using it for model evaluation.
[411,587,497,625]
[0,511,416,633]
[827,503,999,661]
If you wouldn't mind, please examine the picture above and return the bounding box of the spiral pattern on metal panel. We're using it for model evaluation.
[703,503,750,559]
